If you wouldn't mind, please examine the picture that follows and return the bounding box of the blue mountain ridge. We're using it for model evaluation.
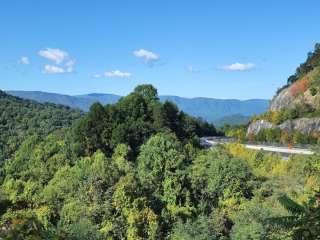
[7,91,269,126]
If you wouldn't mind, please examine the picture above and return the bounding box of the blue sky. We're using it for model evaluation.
[1,0,319,99]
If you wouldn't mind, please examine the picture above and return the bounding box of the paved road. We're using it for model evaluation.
[201,137,314,155]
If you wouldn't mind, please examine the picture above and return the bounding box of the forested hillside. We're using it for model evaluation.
[0,85,319,239]
[213,114,251,127]
[0,91,82,172]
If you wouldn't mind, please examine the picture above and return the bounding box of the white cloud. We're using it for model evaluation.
[221,63,255,71]
[39,48,76,73]
[43,65,65,74]
[93,74,102,78]
[186,65,199,73]
[65,59,75,73]
[38,48,69,64]
[19,56,30,65]
[133,49,160,63]
[94,70,131,78]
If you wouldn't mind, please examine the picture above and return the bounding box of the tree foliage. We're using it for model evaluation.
[73,84,217,157]
[268,193,320,240]
[287,43,320,85]
[0,91,82,180]
[0,86,319,239]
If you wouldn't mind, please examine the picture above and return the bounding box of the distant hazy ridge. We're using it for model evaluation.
[7,91,269,126]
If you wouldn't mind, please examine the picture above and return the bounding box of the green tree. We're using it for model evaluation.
[268,193,320,239]
[73,102,107,155]
[0,210,56,240]
[170,216,220,240]
[0,91,81,181]
[58,200,101,240]
[191,147,256,212]
[230,198,280,240]
[112,174,159,240]
[134,84,159,102]
[137,133,193,219]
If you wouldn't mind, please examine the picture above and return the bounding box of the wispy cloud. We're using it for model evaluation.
[39,48,76,73]
[39,48,69,64]
[186,65,199,73]
[43,65,65,74]
[19,56,30,65]
[94,70,131,78]
[65,59,76,73]
[221,62,255,72]
[133,49,160,64]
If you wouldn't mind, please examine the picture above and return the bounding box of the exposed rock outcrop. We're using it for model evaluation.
[270,87,294,111]
[247,120,275,135]
[270,77,320,112]
[279,117,320,135]
[247,117,320,136]
[248,45,320,138]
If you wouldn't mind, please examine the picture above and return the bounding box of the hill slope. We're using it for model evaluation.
[213,114,251,127]
[7,91,121,111]
[159,96,267,123]
[7,91,269,125]
[247,43,320,143]
[0,90,82,166]
[1,86,318,240]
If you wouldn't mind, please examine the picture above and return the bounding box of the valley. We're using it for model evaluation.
[1,2,320,238]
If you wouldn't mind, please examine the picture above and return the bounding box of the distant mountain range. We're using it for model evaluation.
[7,90,269,126]
[212,114,252,127]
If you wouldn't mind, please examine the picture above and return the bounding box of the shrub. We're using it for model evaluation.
[310,87,317,96]
[289,77,310,97]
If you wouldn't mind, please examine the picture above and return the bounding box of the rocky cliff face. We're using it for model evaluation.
[279,117,320,135]
[247,117,320,136]
[247,44,320,138]
[247,120,275,135]
[270,84,320,112]
[269,87,294,111]
[248,78,320,136]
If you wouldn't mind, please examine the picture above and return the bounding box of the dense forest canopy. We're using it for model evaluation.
[0,85,319,239]
[0,91,82,179]
[72,84,217,157]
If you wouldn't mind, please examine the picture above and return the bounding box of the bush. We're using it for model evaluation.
[310,87,317,96]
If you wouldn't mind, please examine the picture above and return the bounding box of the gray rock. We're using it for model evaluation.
[270,87,294,111]
[251,76,320,137]
[247,120,275,135]
[248,117,320,136]
[279,117,320,135]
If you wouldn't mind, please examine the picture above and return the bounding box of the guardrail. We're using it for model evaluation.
[202,136,313,150]
[201,136,315,155]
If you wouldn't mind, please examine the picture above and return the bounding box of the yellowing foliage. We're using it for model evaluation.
[35,206,51,230]
[226,143,285,177]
